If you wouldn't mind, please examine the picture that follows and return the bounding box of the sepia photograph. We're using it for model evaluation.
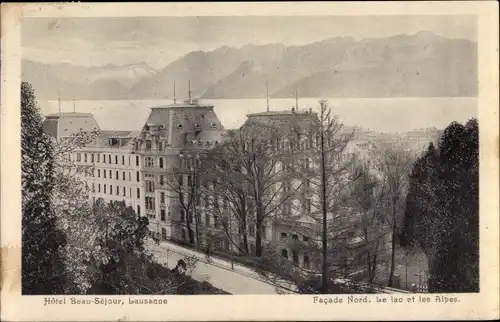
[1,2,498,321]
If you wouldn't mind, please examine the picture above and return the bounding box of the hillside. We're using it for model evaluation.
[22,32,477,100]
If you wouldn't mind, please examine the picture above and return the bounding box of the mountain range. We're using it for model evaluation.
[22,31,477,100]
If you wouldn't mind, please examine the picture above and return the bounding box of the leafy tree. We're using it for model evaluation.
[21,82,67,294]
[402,119,479,292]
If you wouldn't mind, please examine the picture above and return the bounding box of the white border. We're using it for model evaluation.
[1,2,498,321]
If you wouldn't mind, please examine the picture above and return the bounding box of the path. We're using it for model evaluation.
[146,239,297,294]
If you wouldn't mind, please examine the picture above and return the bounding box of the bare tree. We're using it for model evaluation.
[250,101,360,293]
[347,163,389,284]
[200,147,254,255]
[160,153,203,249]
[375,141,414,287]
[213,120,298,257]
[284,100,358,293]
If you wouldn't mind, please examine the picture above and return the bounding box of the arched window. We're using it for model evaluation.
[159,157,164,169]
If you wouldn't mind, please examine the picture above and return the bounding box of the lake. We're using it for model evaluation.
[39,97,477,133]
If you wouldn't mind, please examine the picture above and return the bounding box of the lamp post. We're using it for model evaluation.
[156,221,160,244]
[229,213,234,270]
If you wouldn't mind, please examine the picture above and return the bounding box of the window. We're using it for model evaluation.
[136,171,140,182]
[205,213,210,227]
[160,175,164,185]
[116,171,119,180]
[180,210,185,222]
[108,155,111,163]
[249,225,255,237]
[137,188,140,199]
[122,155,125,165]
[145,140,152,151]
[281,249,288,259]
[159,157,164,169]
[103,170,106,179]
[129,172,131,181]
[122,171,126,181]
[213,214,219,228]
[158,142,163,151]
[110,185,113,195]
[103,154,106,163]
[188,212,193,223]
[161,228,167,240]
[76,153,81,162]
[179,175,183,186]
[145,197,155,210]
[292,251,299,265]
[84,153,88,163]
[98,184,101,192]
[123,187,126,196]
[91,154,94,162]
[136,156,139,166]
[292,234,299,241]
[97,154,100,163]
[137,205,141,216]
[161,210,166,221]
[104,184,107,194]
[98,169,101,178]
[145,157,154,168]
[280,232,288,241]
[146,180,154,193]
[160,192,165,203]
[91,182,95,192]
[109,170,111,178]
[116,185,119,195]
[115,155,118,164]
[181,229,186,240]
[187,175,192,187]
[303,235,310,242]
[303,254,310,269]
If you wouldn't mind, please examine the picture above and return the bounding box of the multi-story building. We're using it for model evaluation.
[234,107,376,272]
[43,104,374,275]
[131,98,226,243]
[43,112,142,210]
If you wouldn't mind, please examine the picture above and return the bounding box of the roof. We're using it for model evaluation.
[100,130,136,138]
[150,100,214,109]
[45,112,94,119]
[246,109,317,118]
[86,130,138,149]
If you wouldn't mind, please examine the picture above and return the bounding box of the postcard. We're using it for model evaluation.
[1,2,498,321]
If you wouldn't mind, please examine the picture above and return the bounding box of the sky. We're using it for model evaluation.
[22,15,477,69]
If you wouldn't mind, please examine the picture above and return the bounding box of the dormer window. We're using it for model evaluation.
[145,140,152,151]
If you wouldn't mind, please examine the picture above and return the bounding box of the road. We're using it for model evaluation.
[146,239,296,295]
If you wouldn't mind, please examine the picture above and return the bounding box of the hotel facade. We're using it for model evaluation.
[44,101,391,275]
